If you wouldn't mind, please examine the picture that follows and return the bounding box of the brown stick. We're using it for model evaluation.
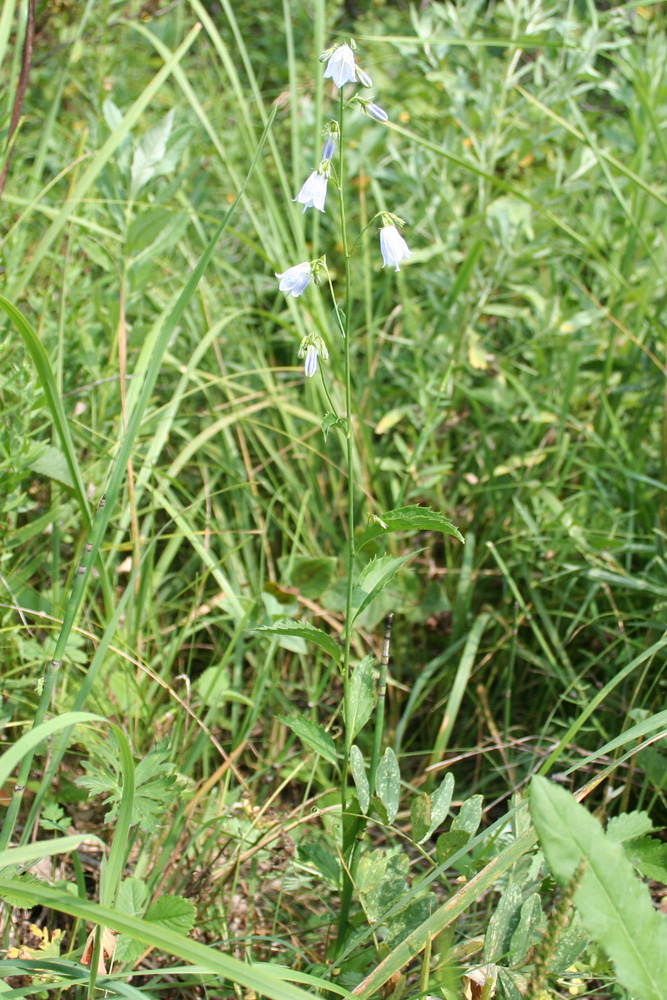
[0,0,36,199]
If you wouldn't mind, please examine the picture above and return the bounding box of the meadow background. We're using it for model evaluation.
[1,1,667,998]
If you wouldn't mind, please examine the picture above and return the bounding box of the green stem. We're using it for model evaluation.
[335,88,358,952]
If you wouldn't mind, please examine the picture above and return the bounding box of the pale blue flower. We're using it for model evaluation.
[304,344,319,378]
[298,335,329,377]
[323,44,357,88]
[275,261,312,297]
[380,225,413,271]
[366,102,388,123]
[322,135,337,161]
[294,170,328,213]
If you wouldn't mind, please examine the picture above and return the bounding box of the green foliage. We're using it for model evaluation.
[531,776,667,1000]
[3,0,667,995]
[76,737,181,834]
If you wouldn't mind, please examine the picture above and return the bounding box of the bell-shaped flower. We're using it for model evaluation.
[304,344,319,378]
[322,135,338,161]
[298,334,329,378]
[323,44,357,88]
[379,224,413,271]
[275,261,312,297]
[294,169,328,213]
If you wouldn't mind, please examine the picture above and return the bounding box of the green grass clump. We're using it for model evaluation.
[1,1,667,997]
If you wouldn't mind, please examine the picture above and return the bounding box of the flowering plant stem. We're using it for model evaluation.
[336,90,358,951]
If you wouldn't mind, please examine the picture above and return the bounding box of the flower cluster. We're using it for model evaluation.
[275,40,414,377]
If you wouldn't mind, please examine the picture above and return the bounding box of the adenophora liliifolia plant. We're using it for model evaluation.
[272,37,419,947]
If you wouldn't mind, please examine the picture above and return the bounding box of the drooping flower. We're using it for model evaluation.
[304,344,319,378]
[322,135,338,161]
[379,225,413,271]
[298,335,329,378]
[275,261,312,297]
[323,44,357,88]
[294,169,328,213]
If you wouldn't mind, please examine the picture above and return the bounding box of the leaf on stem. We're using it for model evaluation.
[358,505,464,549]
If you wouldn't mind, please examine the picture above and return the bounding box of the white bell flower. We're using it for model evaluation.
[294,170,328,213]
[323,44,357,88]
[379,225,413,271]
[275,262,312,297]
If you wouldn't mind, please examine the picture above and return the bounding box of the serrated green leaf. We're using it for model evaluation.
[530,776,667,1000]
[375,747,400,824]
[116,893,194,965]
[146,894,195,933]
[626,836,667,884]
[350,745,370,814]
[278,715,339,768]
[607,810,654,843]
[255,619,341,662]
[348,655,376,740]
[426,772,455,838]
[358,505,464,549]
[452,795,483,837]
[352,554,412,623]
[412,793,432,844]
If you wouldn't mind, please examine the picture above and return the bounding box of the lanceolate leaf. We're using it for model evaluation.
[350,745,370,814]
[351,554,412,623]
[358,506,464,549]
[255,619,341,662]
[348,656,376,740]
[530,776,667,1000]
[375,748,401,824]
[278,715,339,769]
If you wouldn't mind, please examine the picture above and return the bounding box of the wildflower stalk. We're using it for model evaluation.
[336,88,358,949]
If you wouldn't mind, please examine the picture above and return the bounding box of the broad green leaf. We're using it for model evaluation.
[351,554,412,623]
[411,793,432,844]
[375,747,400,824]
[508,892,542,966]
[255,619,341,662]
[28,445,74,488]
[426,772,455,838]
[348,655,376,740]
[531,776,667,1000]
[452,795,483,837]
[350,745,370,814]
[435,830,470,866]
[285,556,337,599]
[358,505,464,549]
[484,883,522,962]
[356,849,387,894]
[278,715,339,769]
[496,968,523,1000]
